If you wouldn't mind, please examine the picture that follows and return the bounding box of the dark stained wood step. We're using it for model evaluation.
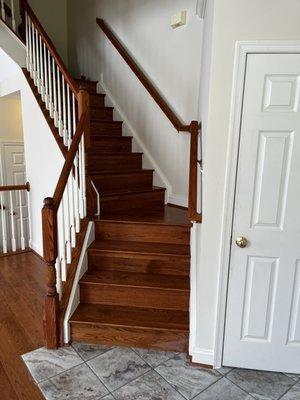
[88,240,190,277]
[94,218,190,245]
[90,106,114,121]
[88,153,143,172]
[91,121,123,136]
[90,169,153,193]
[89,136,132,153]
[90,93,106,106]
[94,205,191,226]
[79,270,189,310]
[70,304,189,352]
[75,78,98,93]
[88,240,190,257]
[100,186,165,214]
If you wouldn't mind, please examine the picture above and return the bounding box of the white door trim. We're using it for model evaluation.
[214,40,300,369]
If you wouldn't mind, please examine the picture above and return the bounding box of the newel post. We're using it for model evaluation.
[78,89,90,149]
[188,121,201,222]
[42,197,59,349]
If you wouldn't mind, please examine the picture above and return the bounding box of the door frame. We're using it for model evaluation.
[214,40,300,368]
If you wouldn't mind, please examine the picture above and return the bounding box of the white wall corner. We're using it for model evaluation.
[98,76,173,202]
[29,240,43,257]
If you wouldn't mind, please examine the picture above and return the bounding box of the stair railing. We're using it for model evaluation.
[0,0,16,32]
[42,107,89,349]
[16,0,90,348]
[96,18,202,223]
[0,182,30,254]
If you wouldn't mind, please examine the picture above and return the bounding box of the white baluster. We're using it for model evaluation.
[67,85,72,147]
[48,50,53,117]
[57,67,63,136]
[44,43,49,108]
[10,0,15,32]
[63,187,72,264]
[9,191,16,252]
[39,36,45,100]
[35,28,41,93]
[72,94,80,232]
[79,135,87,217]
[52,58,58,127]
[1,0,5,20]
[58,202,67,281]
[28,17,33,77]
[31,22,37,84]
[55,258,62,299]
[18,190,25,250]
[25,13,30,71]
[0,192,7,253]
[62,76,68,146]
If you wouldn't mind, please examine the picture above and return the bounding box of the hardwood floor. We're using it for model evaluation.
[0,252,46,399]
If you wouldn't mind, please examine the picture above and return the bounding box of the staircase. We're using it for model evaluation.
[13,2,201,352]
[69,78,191,352]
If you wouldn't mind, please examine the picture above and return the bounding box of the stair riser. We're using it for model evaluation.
[90,95,105,107]
[95,221,190,245]
[91,122,122,136]
[89,138,132,153]
[88,253,190,276]
[100,190,165,214]
[88,155,143,172]
[92,171,153,193]
[80,283,189,311]
[76,81,97,93]
[90,108,113,121]
[70,324,188,352]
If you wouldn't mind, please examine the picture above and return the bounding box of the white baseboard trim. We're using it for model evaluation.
[190,347,215,366]
[168,193,188,208]
[98,77,172,199]
[30,241,42,257]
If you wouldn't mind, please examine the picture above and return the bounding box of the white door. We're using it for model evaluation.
[223,54,300,373]
[0,142,29,251]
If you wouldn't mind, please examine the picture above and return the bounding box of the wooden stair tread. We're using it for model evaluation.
[94,205,191,226]
[90,169,154,176]
[81,270,189,290]
[89,240,190,257]
[88,152,143,157]
[70,304,189,331]
[98,186,165,198]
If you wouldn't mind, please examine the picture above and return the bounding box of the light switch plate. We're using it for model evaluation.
[171,10,187,29]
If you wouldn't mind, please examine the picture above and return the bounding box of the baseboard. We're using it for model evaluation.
[29,241,43,257]
[168,193,188,208]
[98,76,172,199]
[190,347,214,366]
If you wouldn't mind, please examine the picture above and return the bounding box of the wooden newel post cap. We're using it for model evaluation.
[43,197,54,208]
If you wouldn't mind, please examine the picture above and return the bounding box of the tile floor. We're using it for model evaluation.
[22,343,300,400]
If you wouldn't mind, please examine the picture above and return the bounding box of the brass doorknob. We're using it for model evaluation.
[236,236,248,248]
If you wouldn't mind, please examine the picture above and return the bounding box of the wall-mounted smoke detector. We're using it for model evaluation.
[171,10,187,29]
[196,0,207,19]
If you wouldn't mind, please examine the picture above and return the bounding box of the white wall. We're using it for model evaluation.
[194,0,300,366]
[0,73,64,255]
[29,0,69,65]
[67,0,203,205]
[0,92,24,142]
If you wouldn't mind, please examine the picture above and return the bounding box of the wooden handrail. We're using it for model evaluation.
[21,0,79,97]
[96,18,201,222]
[52,108,88,208]
[96,18,190,132]
[0,182,30,192]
